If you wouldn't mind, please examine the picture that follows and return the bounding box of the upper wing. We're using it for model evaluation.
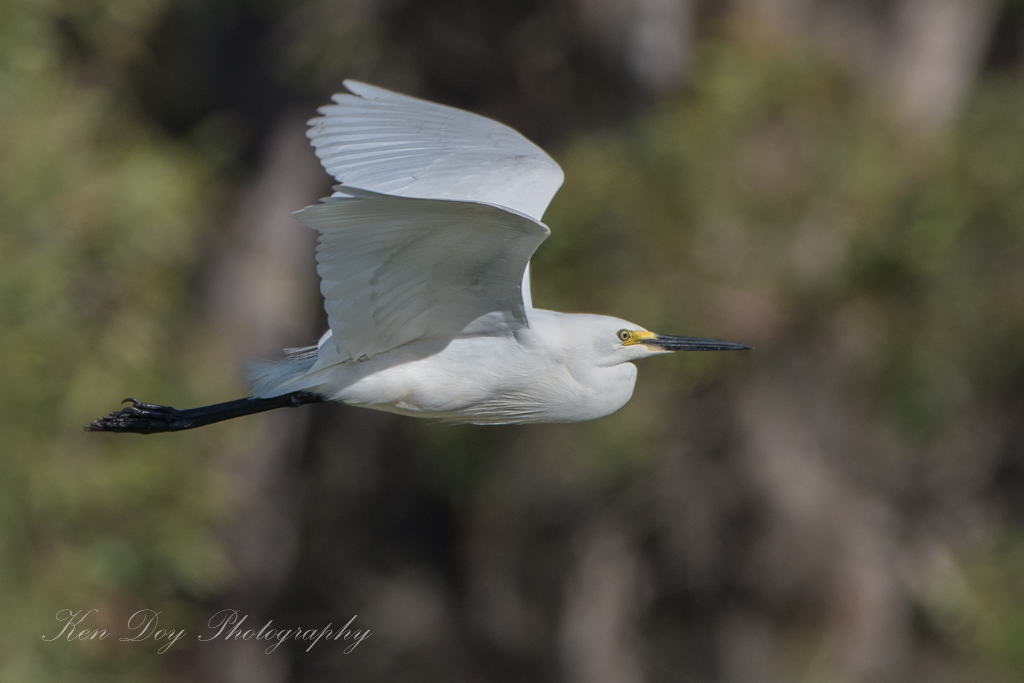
[307,80,564,222]
[296,187,550,364]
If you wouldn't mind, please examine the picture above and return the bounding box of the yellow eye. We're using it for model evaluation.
[617,329,631,342]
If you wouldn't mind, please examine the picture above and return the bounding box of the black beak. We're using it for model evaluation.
[645,335,752,351]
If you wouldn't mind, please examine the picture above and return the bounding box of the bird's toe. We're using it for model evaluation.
[86,401,187,434]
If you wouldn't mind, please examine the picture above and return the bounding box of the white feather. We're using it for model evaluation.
[308,80,564,222]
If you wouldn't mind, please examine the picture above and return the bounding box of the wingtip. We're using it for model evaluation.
[326,81,364,106]
[340,79,389,100]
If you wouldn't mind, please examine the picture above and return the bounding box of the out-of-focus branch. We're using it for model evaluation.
[200,115,325,683]
[889,0,1000,135]
[737,380,906,682]
[574,0,694,92]
[560,522,646,683]
[735,0,1000,135]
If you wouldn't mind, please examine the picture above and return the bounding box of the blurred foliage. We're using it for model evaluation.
[538,39,1024,447]
[968,534,1024,675]
[535,50,1004,494]
[0,1,231,681]
[5,0,1024,681]
[427,38,1024,680]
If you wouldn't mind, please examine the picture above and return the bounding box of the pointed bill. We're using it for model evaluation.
[642,334,752,352]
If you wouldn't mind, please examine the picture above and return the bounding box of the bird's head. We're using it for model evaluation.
[568,314,752,367]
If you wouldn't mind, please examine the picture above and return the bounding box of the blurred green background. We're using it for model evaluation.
[4,0,1024,680]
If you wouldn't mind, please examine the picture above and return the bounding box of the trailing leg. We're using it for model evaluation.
[86,391,325,434]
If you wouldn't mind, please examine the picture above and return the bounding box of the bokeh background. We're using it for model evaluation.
[4,0,1024,680]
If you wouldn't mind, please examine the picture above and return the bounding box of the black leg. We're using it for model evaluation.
[86,391,325,434]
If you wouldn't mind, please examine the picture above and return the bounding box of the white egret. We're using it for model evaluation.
[89,81,749,433]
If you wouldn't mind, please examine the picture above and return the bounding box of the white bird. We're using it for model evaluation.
[89,81,749,433]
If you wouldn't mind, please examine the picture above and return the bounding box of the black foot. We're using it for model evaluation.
[86,399,191,434]
[86,391,326,434]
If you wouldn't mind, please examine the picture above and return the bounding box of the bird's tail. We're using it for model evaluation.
[245,346,319,398]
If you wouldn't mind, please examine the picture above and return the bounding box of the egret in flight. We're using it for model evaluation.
[88,81,749,434]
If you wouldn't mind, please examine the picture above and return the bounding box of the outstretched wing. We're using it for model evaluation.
[296,187,549,364]
[307,80,564,222]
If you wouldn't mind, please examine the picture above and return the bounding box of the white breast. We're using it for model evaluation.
[316,331,636,424]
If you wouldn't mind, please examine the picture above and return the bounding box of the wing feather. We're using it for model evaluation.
[295,188,549,364]
[307,80,564,222]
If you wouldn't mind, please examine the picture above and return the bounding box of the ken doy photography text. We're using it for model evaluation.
[42,608,371,654]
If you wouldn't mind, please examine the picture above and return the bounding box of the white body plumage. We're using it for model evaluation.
[242,81,748,425]
[252,310,644,424]
[88,80,748,434]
